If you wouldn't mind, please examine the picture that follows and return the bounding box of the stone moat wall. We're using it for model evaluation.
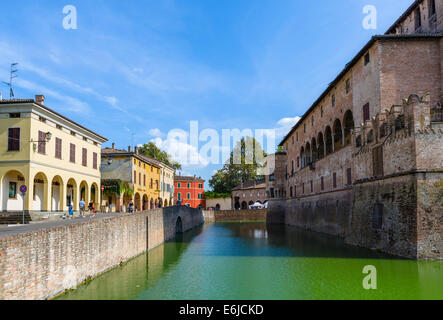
[203,209,267,223]
[268,171,442,260]
[0,206,204,300]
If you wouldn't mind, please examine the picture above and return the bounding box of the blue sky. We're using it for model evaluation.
[0,0,413,188]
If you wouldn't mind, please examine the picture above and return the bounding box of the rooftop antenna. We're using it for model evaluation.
[2,63,18,98]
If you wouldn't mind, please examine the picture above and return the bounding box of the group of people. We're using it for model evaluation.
[66,199,96,219]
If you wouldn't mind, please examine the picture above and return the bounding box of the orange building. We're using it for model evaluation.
[174,175,205,209]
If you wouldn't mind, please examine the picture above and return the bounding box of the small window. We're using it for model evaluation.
[296,132,299,141]
[39,116,46,123]
[134,171,137,184]
[304,123,306,133]
[364,52,370,65]
[333,173,337,188]
[9,113,20,118]
[346,79,351,94]
[347,168,352,186]
[290,187,293,198]
[363,103,370,122]
[177,193,181,201]
[332,94,336,107]
[83,137,87,142]
[56,124,62,130]
[429,0,436,16]
[311,116,314,126]
[310,181,313,193]
[321,106,324,117]
[321,177,324,191]
[372,203,384,230]
[70,131,76,136]
[187,183,191,188]
[187,193,191,200]
[177,182,181,189]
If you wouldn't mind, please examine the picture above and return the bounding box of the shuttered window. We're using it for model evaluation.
[333,173,337,188]
[70,144,76,163]
[134,171,137,184]
[363,103,370,122]
[82,148,87,166]
[55,138,62,159]
[321,177,324,191]
[38,131,46,154]
[93,152,98,169]
[347,168,352,186]
[7,128,20,151]
[372,146,384,177]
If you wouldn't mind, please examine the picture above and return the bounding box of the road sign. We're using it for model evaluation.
[20,185,27,194]
[101,185,105,191]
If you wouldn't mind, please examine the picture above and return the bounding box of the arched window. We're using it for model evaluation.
[311,138,317,162]
[367,130,374,144]
[343,110,355,146]
[325,126,333,155]
[300,147,305,168]
[306,142,312,164]
[317,132,325,160]
[333,119,343,151]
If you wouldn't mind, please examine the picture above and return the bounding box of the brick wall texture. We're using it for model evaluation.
[0,206,204,300]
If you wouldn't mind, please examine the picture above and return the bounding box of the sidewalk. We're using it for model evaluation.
[0,212,129,239]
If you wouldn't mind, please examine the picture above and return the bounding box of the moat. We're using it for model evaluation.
[58,223,442,300]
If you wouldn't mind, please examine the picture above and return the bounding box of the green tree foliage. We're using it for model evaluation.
[139,142,182,170]
[204,191,231,199]
[209,137,266,194]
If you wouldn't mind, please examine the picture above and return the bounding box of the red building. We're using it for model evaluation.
[174,175,206,209]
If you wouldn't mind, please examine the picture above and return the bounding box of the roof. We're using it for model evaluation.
[101,147,176,170]
[232,183,266,191]
[279,33,442,146]
[0,99,108,142]
[174,175,205,182]
[385,0,422,35]
[101,148,162,168]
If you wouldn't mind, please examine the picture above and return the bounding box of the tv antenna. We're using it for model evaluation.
[2,63,19,98]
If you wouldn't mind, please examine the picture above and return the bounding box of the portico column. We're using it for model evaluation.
[59,182,66,212]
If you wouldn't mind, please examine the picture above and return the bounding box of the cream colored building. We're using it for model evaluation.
[159,162,175,207]
[0,96,107,213]
[206,198,232,211]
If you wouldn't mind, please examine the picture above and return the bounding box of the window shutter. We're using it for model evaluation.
[70,144,76,163]
[93,152,98,169]
[363,103,370,122]
[347,168,352,186]
[55,138,62,159]
[38,131,46,154]
[82,148,87,166]
[8,128,20,151]
[134,171,137,184]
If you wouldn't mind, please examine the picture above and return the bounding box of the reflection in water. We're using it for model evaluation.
[59,223,443,300]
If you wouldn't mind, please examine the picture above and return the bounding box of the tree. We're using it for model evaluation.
[209,137,266,194]
[139,142,182,170]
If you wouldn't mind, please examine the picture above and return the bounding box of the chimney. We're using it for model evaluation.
[135,146,139,154]
[35,95,45,105]
[112,143,115,151]
[128,146,132,152]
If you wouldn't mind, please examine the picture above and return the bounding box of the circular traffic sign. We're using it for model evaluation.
[20,185,27,194]
[101,185,105,191]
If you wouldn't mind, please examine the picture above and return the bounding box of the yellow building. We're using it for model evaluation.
[0,96,107,214]
[101,145,171,212]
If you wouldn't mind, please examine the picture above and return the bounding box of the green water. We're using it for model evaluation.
[58,223,442,300]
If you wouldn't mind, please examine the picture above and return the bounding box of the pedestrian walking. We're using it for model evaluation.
[68,204,74,219]
[88,200,95,218]
[79,199,86,217]
[128,202,134,213]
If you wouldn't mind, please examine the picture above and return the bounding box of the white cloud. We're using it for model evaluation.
[151,131,210,168]
[148,128,163,138]
[276,116,301,140]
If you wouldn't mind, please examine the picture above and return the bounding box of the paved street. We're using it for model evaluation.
[0,212,129,238]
